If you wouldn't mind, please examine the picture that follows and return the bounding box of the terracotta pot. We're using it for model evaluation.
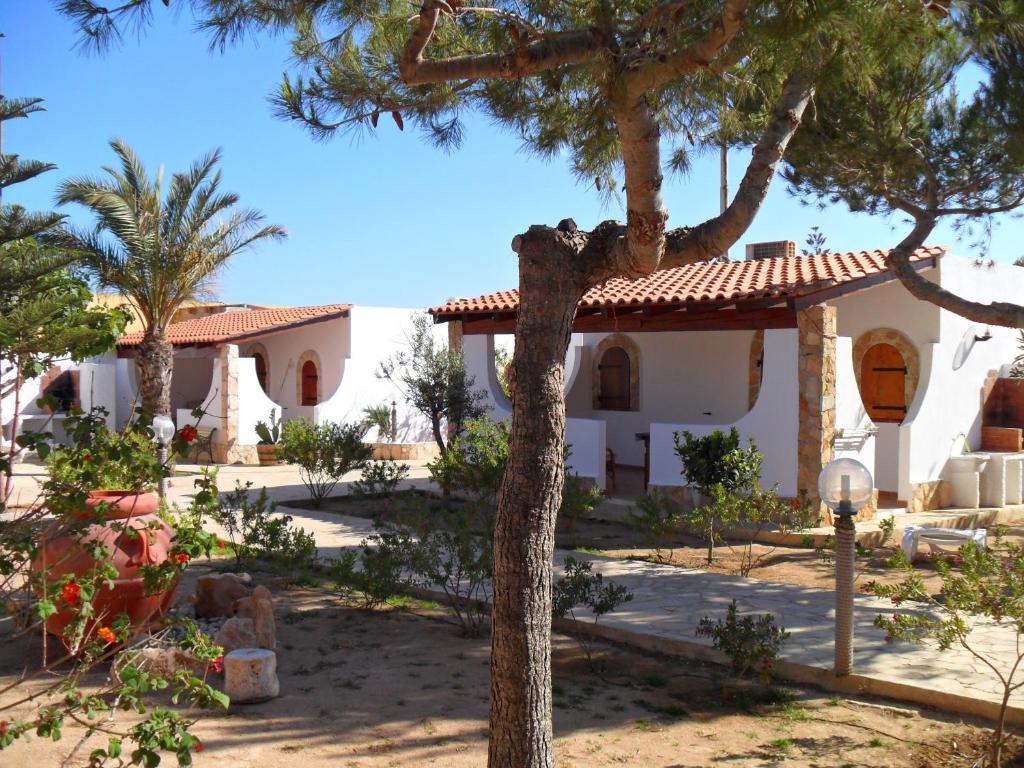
[32,490,178,646]
[256,444,279,466]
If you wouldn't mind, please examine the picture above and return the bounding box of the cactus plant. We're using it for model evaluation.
[255,408,282,445]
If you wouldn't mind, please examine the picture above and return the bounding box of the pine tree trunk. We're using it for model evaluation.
[488,223,586,768]
[136,330,173,417]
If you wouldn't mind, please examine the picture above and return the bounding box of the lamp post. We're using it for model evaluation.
[818,457,873,677]
[152,415,175,500]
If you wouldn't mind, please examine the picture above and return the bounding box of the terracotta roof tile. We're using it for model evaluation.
[429,247,945,317]
[118,304,352,347]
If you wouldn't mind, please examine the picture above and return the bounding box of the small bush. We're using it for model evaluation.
[403,503,494,636]
[329,528,416,608]
[427,416,509,503]
[213,481,317,569]
[674,428,761,495]
[559,472,605,532]
[553,557,634,670]
[279,418,373,507]
[697,600,789,681]
[628,491,684,563]
[351,459,410,498]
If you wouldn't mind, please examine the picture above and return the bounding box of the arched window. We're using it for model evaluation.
[597,346,631,411]
[860,343,907,423]
[301,360,319,406]
[252,352,268,394]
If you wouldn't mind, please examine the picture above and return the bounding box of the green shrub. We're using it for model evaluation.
[402,502,494,636]
[869,535,1024,767]
[553,557,634,669]
[351,459,410,498]
[674,428,761,495]
[427,416,509,503]
[628,491,684,563]
[213,481,317,569]
[279,418,373,506]
[559,472,605,532]
[697,600,789,682]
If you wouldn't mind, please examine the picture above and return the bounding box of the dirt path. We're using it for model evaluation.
[0,583,1010,768]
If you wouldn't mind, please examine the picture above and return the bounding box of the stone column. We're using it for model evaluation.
[797,305,838,523]
[212,344,256,465]
[448,319,464,356]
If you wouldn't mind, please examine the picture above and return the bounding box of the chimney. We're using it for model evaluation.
[745,240,797,261]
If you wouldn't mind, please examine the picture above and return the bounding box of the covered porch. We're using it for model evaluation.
[431,247,952,522]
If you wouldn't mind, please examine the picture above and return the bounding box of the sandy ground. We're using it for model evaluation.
[1,567,1013,768]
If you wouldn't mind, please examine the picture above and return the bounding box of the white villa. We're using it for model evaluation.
[429,242,1024,521]
[2,303,445,464]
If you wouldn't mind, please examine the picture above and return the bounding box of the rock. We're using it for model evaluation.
[214,617,257,652]
[194,573,250,618]
[224,648,279,703]
[111,647,201,684]
[232,585,275,650]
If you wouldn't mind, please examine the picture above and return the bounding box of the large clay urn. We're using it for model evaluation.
[32,490,178,644]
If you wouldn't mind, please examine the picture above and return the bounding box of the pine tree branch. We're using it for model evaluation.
[625,0,749,97]
[663,71,815,266]
[887,213,1024,328]
[400,1,604,85]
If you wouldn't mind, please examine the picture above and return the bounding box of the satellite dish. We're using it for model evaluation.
[952,325,978,370]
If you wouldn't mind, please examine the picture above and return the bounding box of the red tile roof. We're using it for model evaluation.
[118,304,352,347]
[429,247,945,318]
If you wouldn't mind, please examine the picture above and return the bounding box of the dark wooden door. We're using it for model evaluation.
[598,347,630,410]
[861,343,906,423]
[301,360,319,406]
[253,352,268,394]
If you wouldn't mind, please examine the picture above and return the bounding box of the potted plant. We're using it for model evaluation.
[255,408,282,466]
[29,410,181,648]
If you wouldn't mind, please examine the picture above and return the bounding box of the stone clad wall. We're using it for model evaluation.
[212,345,258,465]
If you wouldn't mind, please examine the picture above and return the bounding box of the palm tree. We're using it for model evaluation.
[56,139,285,416]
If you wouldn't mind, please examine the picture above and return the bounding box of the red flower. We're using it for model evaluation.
[209,655,224,674]
[82,454,93,462]
[61,581,80,605]
[0,720,8,736]
[97,626,116,645]
[194,742,204,753]
[174,553,191,566]
[179,425,198,443]
[216,540,226,549]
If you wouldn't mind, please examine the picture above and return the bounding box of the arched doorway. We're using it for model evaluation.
[301,360,319,406]
[597,346,631,411]
[252,352,269,394]
[860,343,908,423]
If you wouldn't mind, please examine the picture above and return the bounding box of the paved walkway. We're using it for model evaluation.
[11,461,1023,724]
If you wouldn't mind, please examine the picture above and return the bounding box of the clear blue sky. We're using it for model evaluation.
[5,2,1023,308]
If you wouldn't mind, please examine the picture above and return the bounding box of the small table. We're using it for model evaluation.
[635,432,650,491]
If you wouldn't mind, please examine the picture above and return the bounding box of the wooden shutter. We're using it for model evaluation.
[598,346,631,411]
[861,343,906,423]
[301,360,319,406]
[253,353,268,394]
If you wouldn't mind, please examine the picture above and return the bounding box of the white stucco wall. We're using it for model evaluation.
[565,329,754,466]
[833,336,877,485]
[241,315,351,423]
[896,258,1024,494]
[313,307,444,443]
[169,355,217,417]
[648,329,800,495]
[462,333,606,488]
